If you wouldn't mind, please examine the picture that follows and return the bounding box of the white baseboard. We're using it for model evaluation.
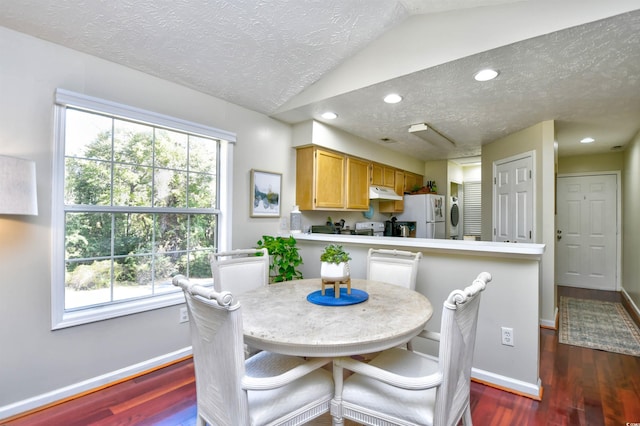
[622,287,640,320]
[472,368,542,400]
[539,307,558,329]
[408,352,542,400]
[0,347,192,421]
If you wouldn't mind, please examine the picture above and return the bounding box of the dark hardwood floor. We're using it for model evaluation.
[4,286,640,426]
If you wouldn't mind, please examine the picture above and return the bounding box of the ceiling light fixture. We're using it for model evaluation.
[383,94,403,104]
[473,69,499,82]
[580,137,595,144]
[408,123,456,148]
[321,112,337,120]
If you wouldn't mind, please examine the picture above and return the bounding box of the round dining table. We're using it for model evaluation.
[236,278,433,357]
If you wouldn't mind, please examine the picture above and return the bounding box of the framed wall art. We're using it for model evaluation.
[250,169,282,217]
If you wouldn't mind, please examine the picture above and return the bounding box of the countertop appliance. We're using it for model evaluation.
[396,193,446,239]
[394,221,416,237]
[355,221,385,236]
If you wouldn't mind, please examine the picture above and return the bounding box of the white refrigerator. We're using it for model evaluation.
[396,194,446,239]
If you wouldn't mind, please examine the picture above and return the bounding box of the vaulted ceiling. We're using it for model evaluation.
[1,0,639,160]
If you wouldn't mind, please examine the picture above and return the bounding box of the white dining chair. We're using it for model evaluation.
[210,248,270,358]
[173,275,334,426]
[210,248,269,294]
[366,248,422,290]
[331,271,492,426]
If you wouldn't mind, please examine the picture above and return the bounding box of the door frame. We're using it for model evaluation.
[492,150,536,242]
[556,171,621,291]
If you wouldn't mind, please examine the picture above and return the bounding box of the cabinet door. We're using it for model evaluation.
[346,157,370,210]
[315,149,345,208]
[371,163,383,186]
[404,172,423,193]
[371,163,397,188]
[383,167,396,187]
[393,170,405,211]
[379,170,405,213]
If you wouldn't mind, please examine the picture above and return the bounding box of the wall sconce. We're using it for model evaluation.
[0,155,38,215]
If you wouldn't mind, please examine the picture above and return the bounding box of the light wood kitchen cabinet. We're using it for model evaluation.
[296,146,421,212]
[379,170,405,213]
[296,146,345,210]
[296,147,370,211]
[370,162,395,187]
[346,156,370,210]
[371,163,383,186]
[404,172,424,193]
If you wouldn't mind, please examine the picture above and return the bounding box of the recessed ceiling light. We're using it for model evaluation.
[321,112,338,120]
[474,69,499,82]
[580,137,595,144]
[383,94,403,104]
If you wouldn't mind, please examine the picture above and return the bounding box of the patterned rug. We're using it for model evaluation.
[559,297,640,357]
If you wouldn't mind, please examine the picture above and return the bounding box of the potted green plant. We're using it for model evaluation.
[320,244,351,281]
[256,235,304,283]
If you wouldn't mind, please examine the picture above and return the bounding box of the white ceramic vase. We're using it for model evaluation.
[320,262,350,281]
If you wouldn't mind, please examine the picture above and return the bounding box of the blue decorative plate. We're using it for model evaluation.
[307,288,369,306]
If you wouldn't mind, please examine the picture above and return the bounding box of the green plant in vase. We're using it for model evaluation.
[320,244,351,281]
[256,235,304,283]
[320,244,352,264]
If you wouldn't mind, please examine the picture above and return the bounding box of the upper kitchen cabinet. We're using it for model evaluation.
[296,146,369,211]
[404,172,424,193]
[296,146,344,210]
[371,162,395,188]
[346,156,370,210]
[379,169,405,213]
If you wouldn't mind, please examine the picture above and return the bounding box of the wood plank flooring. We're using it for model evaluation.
[4,286,640,426]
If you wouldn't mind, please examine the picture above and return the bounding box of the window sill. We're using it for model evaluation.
[52,292,185,330]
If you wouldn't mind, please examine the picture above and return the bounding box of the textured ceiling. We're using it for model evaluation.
[1,0,639,160]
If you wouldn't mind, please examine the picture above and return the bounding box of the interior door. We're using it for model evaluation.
[493,154,533,243]
[556,174,617,290]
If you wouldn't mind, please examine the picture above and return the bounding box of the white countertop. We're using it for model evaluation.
[294,232,545,259]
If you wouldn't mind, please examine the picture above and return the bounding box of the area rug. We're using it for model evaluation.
[559,297,640,357]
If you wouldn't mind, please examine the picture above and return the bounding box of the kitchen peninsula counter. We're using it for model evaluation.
[295,233,545,259]
[294,232,545,401]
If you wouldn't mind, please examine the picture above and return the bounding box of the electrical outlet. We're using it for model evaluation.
[179,307,189,323]
[501,327,514,346]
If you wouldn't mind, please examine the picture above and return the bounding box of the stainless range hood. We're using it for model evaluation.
[369,186,402,201]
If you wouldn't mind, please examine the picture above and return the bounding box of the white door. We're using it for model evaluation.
[556,174,617,290]
[493,154,534,243]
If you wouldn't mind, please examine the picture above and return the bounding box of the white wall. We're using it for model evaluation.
[623,130,640,310]
[0,26,290,412]
[481,121,556,327]
[292,120,425,175]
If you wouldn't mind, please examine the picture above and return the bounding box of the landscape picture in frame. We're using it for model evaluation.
[250,169,281,217]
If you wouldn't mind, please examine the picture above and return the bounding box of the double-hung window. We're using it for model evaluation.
[52,89,234,329]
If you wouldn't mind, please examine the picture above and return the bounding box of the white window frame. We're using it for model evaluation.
[51,89,235,330]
